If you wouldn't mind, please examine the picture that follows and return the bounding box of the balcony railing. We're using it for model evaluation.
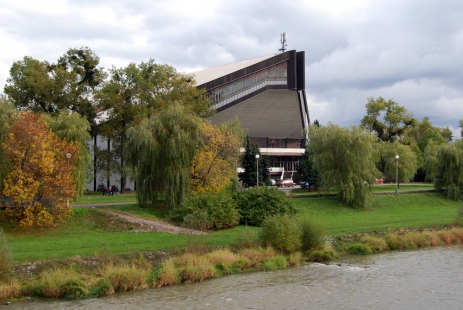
[210,78,287,109]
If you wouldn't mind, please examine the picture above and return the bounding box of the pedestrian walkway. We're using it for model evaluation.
[72,202,138,208]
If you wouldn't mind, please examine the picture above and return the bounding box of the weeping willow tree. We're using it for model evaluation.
[308,123,381,209]
[424,141,463,200]
[379,141,418,187]
[44,112,92,196]
[125,102,202,211]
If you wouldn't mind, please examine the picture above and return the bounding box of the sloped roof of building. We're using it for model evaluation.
[191,54,275,86]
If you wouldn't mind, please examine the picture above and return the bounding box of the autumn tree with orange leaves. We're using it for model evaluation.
[191,120,243,194]
[2,112,78,228]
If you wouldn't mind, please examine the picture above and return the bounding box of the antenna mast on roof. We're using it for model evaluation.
[278,32,287,53]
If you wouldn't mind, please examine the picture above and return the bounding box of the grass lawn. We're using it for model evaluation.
[292,192,461,235]
[291,183,434,195]
[3,192,461,262]
[73,191,137,204]
[3,207,258,262]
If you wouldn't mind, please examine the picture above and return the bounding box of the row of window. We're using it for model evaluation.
[209,62,288,104]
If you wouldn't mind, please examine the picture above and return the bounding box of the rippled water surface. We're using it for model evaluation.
[8,245,463,309]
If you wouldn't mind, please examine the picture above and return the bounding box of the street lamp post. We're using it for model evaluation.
[395,155,399,194]
[256,154,260,187]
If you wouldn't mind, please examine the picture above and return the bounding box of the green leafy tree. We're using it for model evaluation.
[234,186,297,226]
[403,117,449,181]
[0,96,17,193]
[308,123,380,209]
[44,112,92,196]
[380,141,419,187]
[423,140,440,182]
[424,141,463,200]
[96,59,212,192]
[4,47,104,131]
[439,127,454,143]
[361,96,416,142]
[125,102,202,211]
[460,120,463,140]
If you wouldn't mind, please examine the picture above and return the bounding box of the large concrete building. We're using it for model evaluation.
[193,49,309,181]
[87,49,309,191]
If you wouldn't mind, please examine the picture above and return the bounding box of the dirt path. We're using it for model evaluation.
[101,209,207,235]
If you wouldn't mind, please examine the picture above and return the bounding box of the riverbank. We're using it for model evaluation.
[1,191,462,301]
[2,226,463,302]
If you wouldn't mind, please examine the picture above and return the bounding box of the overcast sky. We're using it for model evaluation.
[1,0,463,138]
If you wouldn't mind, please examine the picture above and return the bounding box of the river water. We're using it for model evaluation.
[8,245,463,309]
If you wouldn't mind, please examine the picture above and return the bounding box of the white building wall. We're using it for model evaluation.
[86,135,135,192]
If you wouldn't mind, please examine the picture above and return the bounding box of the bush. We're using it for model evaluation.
[35,268,88,298]
[309,245,338,262]
[0,228,11,282]
[182,209,212,230]
[360,236,388,253]
[259,256,288,271]
[298,217,325,252]
[234,186,297,226]
[156,258,180,288]
[102,264,149,293]
[174,254,217,283]
[173,193,240,230]
[349,243,373,255]
[260,215,301,254]
[0,280,20,300]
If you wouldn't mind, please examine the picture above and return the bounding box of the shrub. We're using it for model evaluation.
[451,228,463,242]
[298,217,325,252]
[36,268,88,298]
[156,258,180,288]
[174,254,217,283]
[0,280,20,300]
[436,230,458,244]
[234,186,297,226]
[239,247,276,268]
[360,236,388,253]
[0,228,11,282]
[102,264,149,292]
[385,234,407,250]
[173,193,240,230]
[309,245,338,262]
[182,209,212,230]
[206,249,239,275]
[349,243,373,255]
[260,215,301,254]
[287,252,303,266]
[403,232,430,248]
[259,256,288,271]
